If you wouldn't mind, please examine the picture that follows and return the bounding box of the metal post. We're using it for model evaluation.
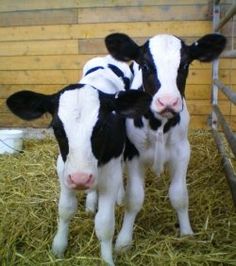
[214,2,236,32]
[211,3,220,129]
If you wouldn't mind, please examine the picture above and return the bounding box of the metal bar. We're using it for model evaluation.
[213,104,236,157]
[214,79,236,104]
[214,3,236,31]
[212,3,221,128]
[211,128,236,207]
[221,49,236,58]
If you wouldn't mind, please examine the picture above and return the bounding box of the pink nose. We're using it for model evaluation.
[66,172,94,190]
[156,96,181,113]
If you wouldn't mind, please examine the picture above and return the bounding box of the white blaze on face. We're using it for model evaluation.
[58,87,99,177]
[148,35,183,115]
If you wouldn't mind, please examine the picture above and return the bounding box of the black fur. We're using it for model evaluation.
[105,33,140,62]
[124,137,139,161]
[52,115,69,162]
[91,108,126,166]
[6,90,56,120]
[189,34,226,62]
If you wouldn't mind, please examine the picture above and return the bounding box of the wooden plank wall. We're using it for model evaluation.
[0,0,235,129]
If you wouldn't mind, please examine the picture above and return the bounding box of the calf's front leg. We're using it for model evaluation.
[168,140,193,236]
[95,160,122,266]
[115,158,145,252]
[52,155,78,257]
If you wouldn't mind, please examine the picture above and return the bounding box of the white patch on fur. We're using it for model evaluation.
[81,55,133,94]
[148,35,182,111]
[58,86,99,180]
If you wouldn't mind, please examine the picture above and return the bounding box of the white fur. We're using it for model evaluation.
[149,35,183,113]
[58,87,100,183]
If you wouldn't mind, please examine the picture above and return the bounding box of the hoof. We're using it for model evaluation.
[52,235,67,258]
[180,229,194,237]
[115,238,132,253]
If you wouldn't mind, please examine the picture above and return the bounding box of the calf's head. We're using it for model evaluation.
[105,33,226,119]
[7,85,151,190]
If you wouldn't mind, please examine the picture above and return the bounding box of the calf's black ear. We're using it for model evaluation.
[6,90,56,120]
[189,34,226,62]
[115,90,151,118]
[105,33,140,62]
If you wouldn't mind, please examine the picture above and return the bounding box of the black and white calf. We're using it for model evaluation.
[105,33,226,251]
[6,56,151,266]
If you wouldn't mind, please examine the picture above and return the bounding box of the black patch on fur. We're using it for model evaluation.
[85,66,104,76]
[145,111,162,131]
[108,64,130,90]
[6,90,56,120]
[176,42,190,98]
[52,115,69,162]
[59,83,86,95]
[124,137,139,161]
[129,62,135,75]
[140,41,161,96]
[189,34,226,62]
[91,94,126,166]
[163,114,181,133]
[133,117,144,128]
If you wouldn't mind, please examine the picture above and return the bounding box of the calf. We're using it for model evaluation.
[105,33,226,251]
[6,57,151,266]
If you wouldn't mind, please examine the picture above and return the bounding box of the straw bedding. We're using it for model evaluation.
[0,130,236,266]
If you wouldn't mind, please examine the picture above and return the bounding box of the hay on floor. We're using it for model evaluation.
[0,130,236,265]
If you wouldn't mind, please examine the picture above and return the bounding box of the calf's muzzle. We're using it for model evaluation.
[66,172,94,190]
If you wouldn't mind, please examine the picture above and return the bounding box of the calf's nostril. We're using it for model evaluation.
[172,99,179,107]
[157,99,165,106]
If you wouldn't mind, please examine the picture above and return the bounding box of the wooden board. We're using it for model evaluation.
[0,0,211,12]
[0,21,212,42]
[0,55,96,70]
[0,112,51,128]
[0,9,78,27]
[78,5,210,24]
[0,40,79,56]
[0,70,81,84]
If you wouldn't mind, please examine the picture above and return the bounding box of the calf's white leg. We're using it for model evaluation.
[52,155,78,257]
[115,158,145,252]
[85,190,97,213]
[168,140,193,236]
[95,159,122,266]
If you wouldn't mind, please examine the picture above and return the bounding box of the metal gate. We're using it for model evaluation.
[211,0,236,205]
